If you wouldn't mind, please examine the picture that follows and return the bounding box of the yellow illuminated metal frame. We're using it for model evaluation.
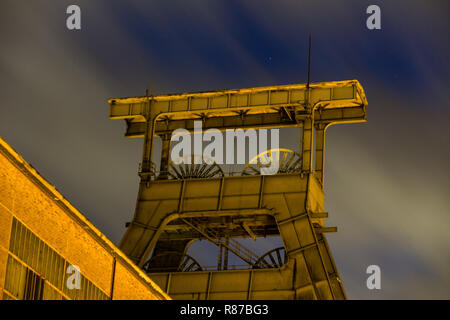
[108,80,368,300]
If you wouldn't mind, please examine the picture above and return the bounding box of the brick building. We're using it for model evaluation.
[0,137,170,300]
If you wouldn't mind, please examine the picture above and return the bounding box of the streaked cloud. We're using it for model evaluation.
[1,0,448,299]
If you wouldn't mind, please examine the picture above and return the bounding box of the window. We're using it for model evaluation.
[3,217,109,300]
[23,269,44,300]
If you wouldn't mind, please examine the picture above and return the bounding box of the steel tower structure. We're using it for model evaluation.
[108,79,368,299]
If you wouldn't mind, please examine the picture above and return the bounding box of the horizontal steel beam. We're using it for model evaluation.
[314,226,337,233]
[123,105,366,138]
[124,113,297,138]
[158,228,279,241]
[109,80,368,137]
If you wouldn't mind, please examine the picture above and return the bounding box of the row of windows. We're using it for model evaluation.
[4,255,63,300]
[4,218,109,300]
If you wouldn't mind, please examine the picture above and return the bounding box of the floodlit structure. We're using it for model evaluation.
[0,138,169,300]
[109,80,368,299]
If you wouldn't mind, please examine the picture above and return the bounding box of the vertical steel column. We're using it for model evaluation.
[314,123,326,186]
[217,244,223,270]
[300,88,314,173]
[223,237,229,270]
[158,133,171,179]
[141,101,155,174]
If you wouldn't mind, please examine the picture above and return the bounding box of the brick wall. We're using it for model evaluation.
[0,138,169,300]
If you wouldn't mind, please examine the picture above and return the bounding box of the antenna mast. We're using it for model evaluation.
[307,34,311,88]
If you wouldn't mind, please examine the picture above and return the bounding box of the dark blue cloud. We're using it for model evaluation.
[1,0,449,299]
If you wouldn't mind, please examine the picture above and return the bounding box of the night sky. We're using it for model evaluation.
[1,0,449,299]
